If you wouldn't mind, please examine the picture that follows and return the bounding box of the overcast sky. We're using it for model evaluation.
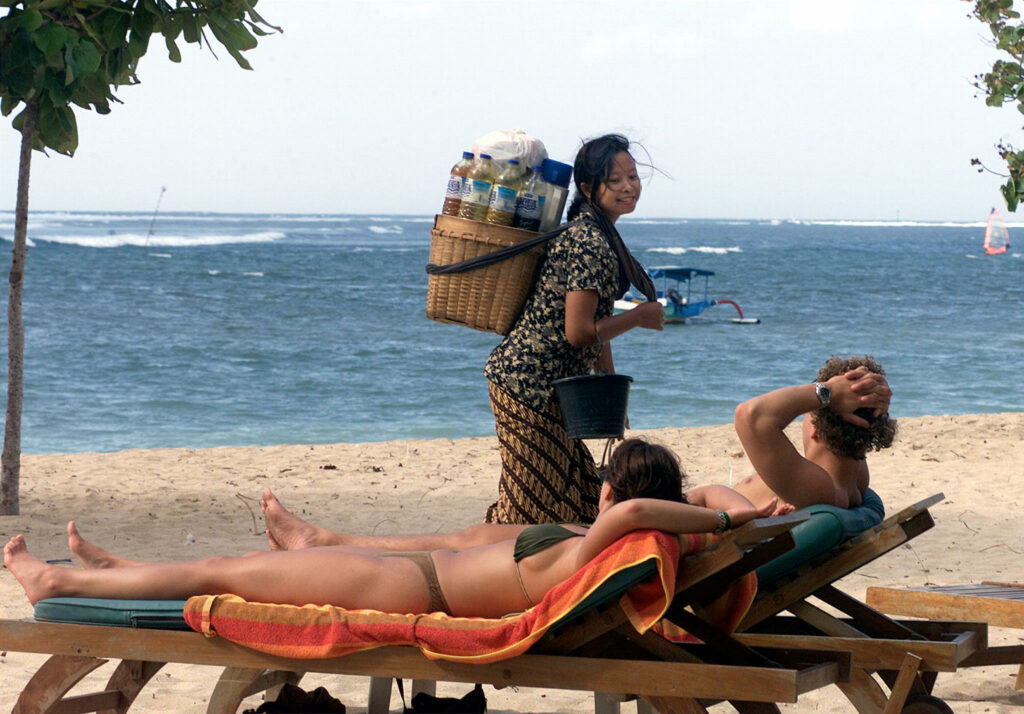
[0,0,1016,220]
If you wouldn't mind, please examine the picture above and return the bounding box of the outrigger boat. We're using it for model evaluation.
[614,266,759,324]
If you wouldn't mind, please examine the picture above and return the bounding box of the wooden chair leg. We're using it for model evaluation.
[207,666,302,714]
[12,654,107,713]
[1016,662,1024,690]
[367,676,394,714]
[594,692,622,714]
[411,679,436,698]
[838,668,889,714]
[883,653,923,714]
[103,659,165,713]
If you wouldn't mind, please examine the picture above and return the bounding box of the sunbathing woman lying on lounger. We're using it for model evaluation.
[732,355,896,512]
[4,439,776,617]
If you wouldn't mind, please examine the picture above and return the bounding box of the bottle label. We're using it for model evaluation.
[489,185,518,213]
[515,191,544,219]
[445,175,464,200]
[462,178,492,206]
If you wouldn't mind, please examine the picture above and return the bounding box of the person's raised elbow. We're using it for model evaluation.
[734,399,755,430]
[612,498,651,529]
[565,321,597,348]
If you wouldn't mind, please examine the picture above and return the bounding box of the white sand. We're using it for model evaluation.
[1,412,1022,713]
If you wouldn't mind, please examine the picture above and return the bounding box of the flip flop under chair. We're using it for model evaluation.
[730,492,986,714]
[0,515,854,714]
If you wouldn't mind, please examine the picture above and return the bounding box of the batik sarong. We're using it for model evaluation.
[485,382,601,524]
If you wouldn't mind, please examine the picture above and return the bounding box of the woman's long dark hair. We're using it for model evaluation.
[566,134,656,301]
[604,438,686,504]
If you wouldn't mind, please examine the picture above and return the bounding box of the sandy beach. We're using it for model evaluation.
[1,412,1022,713]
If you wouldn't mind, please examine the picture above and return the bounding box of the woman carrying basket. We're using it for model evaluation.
[483,134,665,525]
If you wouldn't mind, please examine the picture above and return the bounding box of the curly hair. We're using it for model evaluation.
[604,438,687,503]
[812,355,898,460]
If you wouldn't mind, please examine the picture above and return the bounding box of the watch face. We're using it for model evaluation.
[816,383,831,405]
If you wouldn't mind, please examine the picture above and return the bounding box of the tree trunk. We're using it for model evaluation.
[1,99,38,516]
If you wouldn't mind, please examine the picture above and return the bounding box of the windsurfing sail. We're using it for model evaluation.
[145,186,166,246]
[984,207,1010,255]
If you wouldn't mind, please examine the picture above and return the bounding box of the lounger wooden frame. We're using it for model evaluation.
[0,515,854,714]
[732,494,987,714]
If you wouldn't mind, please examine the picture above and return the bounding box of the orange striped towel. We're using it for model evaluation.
[184,530,754,662]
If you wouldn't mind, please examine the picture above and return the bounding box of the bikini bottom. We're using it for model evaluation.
[378,551,452,614]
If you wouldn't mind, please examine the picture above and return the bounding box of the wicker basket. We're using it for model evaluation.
[426,214,545,335]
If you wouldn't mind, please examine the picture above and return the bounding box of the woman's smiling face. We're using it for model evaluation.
[589,151,641,223]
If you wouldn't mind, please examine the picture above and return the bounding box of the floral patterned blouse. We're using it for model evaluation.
[485,205,622,411]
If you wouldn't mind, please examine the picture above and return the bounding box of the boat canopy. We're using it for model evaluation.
[647,266,715,281]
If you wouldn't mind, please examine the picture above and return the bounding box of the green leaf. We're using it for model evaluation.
[127,28,151,60]
[182,13,200,44]
[165,35,181,63]
[71,40,102,75]
[127,7,156,60]
[220,19,258,51]
[99,9,132,49]
[1002,181,1018,212]
[32,23,69,58]
[208,22,253,69]
[162,12,183,40]
[36,101,78,156]
[1,94,20,117]
[15,8,44,32]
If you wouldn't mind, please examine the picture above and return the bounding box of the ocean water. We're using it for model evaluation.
[0,210,1020,454]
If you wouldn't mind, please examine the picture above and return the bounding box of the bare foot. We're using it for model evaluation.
[68,521,141,569]
[4,535,60,605]
[261,488,328,551]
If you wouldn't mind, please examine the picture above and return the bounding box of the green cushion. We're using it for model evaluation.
[34,597,190,630]
[755,488,885,587]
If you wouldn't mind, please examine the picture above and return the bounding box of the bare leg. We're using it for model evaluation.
[262,487,529,552]
[4,536,59,605]
[261,488,338,550]
[68,521,143,569]
[5,534,433,611]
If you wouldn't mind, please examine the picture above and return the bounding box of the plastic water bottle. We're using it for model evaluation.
[442,151,474,216]
[458,154,495,222]
[539,159,573,232]
[485,159,524,226]
[513,165,545,231]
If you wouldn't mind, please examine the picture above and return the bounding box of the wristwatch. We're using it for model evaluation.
[813,381,831,407]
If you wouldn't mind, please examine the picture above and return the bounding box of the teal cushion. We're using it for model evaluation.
[34,597,190,630]
[755,488,885,587]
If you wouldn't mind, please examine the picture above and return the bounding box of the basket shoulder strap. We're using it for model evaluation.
[425,221,580,275]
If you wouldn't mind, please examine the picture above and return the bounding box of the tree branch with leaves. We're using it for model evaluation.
[0,0,279,515]
[970,0,1024,210]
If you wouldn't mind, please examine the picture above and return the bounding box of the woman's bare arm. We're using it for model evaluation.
[564,290,663,348]
[575,495,775,568]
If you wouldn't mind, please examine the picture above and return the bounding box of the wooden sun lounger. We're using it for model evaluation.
[0,515,853,714]
[866,582,1024,689]
[729,494,986,714]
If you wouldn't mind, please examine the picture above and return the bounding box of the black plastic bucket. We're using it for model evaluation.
[552,373,633,439]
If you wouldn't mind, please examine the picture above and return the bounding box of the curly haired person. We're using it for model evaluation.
[733,355,897,511]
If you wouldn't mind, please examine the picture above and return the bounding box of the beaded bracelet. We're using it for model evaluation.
[714,509,731,534]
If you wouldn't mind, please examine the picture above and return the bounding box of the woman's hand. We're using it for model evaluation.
[771,500,795,516]
[726,496,779,528]
[632,301,665,331]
